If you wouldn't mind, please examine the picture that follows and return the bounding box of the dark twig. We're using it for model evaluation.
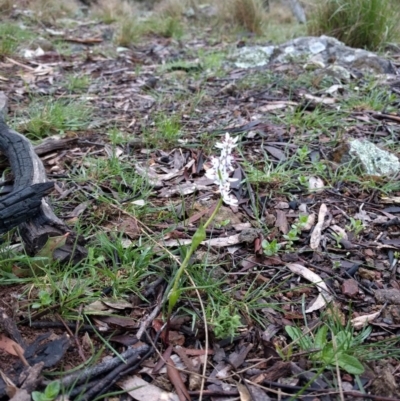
[45,344,149,390]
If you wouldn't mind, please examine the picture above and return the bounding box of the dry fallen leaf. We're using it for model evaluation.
[237,383,251,401]
[167,357,191,401]
[308,176,325,192]
[310,203,328,250]
[351,310,382,329]
[287,263,333,312]
[0,335,24,357]
[119,375,179,401]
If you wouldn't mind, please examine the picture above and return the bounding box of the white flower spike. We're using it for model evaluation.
[206,133,238,206]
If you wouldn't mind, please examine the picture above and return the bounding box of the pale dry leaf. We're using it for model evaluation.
[301,213,315,231]
[167,357,191,401]
[353,208,372,225]
[325,84,343,94]
[381,196,400,203]
[287,263,333,312]
[0,335,24,357]
[308,176,324,192]
[302,93,336,104]
[237,383,251,401]
[330,224,348,240]
[264,146,286,162]
[258,101,298,112]
[119,376,179,401]
[310,203,328,250]
[163,234,241,248]
[275,209,289,234]
[351,310,382,329]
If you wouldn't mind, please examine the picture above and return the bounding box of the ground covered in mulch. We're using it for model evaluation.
[2,2,400,401]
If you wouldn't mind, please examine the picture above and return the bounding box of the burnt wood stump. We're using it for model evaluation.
[0,92,86,263]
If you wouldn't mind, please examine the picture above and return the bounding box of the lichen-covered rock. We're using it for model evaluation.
[331,139,400,177]
[232,35,396,76]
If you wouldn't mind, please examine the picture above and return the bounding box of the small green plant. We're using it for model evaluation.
[285,323,367,375]
[298,175,308,186]
[312,161,327,175]
[331,232,343,248]
[32,381,60,401]
[296,145,310,163]
[283,216,307,249]
[144,114,182,148]
[212,306,243,340]
[308,0,400,50]
[215,219,230,229]
[346,217,364,237]
[262,238,281,256]
[283,227,300,249]
[32,290,53,309]
[297,214,309,228]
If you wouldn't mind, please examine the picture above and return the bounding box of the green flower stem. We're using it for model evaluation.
[168,197,223,315]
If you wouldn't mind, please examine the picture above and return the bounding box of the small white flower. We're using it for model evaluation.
[206,133,238,206]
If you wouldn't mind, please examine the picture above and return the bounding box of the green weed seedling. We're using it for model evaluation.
[331,232,344,249]
[283,216,307,250]
[346,218,364,237]
[296,145,310,164]
[144,114,182,148]
[285,323,367,375]
[283,227,300,249]
[31,290,53,309]
[262,238,281,256]
[298,175,308,186]
[32,381,60,401]
[211,305,243,340]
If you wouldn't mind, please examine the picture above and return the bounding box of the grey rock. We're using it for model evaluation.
[375,289,400,305]
[349,139,400,177]
[232,35,396,76]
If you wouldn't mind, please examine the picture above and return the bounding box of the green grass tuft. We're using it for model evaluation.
[0,23,30,58]
[21,99,92,140]
[308,0,400,50]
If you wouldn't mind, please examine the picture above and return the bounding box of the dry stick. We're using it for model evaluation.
[261,379,400,401]
[55,313,86,362]
[24,321,95,332]
[0,307,26,348]
[74,352,143,401]
[333,335,345,401]
[12,345,29,367]
[49,344,149,389]
[136,286,164,340]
